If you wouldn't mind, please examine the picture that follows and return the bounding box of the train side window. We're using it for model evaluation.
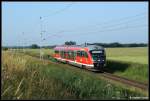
[68,51,72,59]
[77,51,81,57]
[84,51,88,58]
[80,51,88,58]
[64,51,67,58]
[71,51,74,59]
[68,51,70,59]
[55,50,59,54]
[62,51,65,58]
[60,51,63,58]
[69,51,72,59]
[74,51,76,57]
[80,51,83,57]
[67,51,69,58]
[73,51,76,60]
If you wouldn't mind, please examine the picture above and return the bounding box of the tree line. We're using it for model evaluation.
[87,42,148,48]
[2,41,148,50]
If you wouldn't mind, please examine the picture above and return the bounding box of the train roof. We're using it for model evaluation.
[54,45,104,51]
[86,45,104,50]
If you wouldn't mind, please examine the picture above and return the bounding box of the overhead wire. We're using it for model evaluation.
[42,12,147,41]
[22,3,147,45]
[77,24,147,36]
[42,24,148,43]
[23,3,75,45]
[42,2,74,19]
[44,12,147,35]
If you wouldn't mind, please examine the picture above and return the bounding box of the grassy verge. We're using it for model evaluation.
[2,51,147,100]
[105,60,148,84]
[105,47,148,84]
[20,48,148,84]
[106,47,148,64]
[2,51,76,100]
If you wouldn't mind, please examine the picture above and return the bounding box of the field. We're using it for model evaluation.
[105,47,148,84]
[106,47,148,64]
[1,47,148,100]
[19,47,148,83]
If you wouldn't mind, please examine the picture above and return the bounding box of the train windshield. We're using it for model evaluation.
[90,50,104,61]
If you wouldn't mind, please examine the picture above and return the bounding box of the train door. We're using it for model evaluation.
[54,50,59,58]
[73,50,76,61]
[64,51,68,59]
[76,51,81,63]
[70,51,75,61]
[81,51,86,64]
[83,51,89,64]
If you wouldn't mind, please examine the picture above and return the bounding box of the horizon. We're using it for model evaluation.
[2,42,148,47]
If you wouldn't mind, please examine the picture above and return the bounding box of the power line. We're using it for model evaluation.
[93,15,146,29]
[26,4,146,38]
[23,3,75,47]
[41,24,147,42]
[42,31,64,41]
[44,17,147,39]
[95,12,146,26]
[73,24,148,37]
[42,2,74,19]
[65,12,145,32]
[44,12,147,35]
[21,4,147,45]
[40,19,148,40]
[23,3,75,38]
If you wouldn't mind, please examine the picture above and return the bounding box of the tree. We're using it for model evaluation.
[65,41,76,45]
[2,47,8,51]
[30,44,40,49]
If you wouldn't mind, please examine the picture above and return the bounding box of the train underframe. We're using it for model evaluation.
[55,57,105,71]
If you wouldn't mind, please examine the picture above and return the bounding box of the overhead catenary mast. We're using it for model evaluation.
[22,32,25,52]
[40,16,42,60]
[40,16,46,60]
[38,3,74,60]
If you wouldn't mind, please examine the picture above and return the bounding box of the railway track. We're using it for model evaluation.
[84,68,148,91]
[100,72,148,91]
[21,52,148,91]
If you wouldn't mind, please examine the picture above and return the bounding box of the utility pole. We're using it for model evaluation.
[22,32,25,53]
[40,16,46,60]
[40,17,42,60]
[22,32,27,53]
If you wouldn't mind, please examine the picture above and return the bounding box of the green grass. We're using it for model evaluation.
[105,47,148,84]
[18,47,148,84]
[20,48,54,57]
[106,60,148,83]
[2,51,147,100]
[106,47,148,64]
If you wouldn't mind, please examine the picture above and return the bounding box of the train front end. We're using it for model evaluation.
[88,45,106,70]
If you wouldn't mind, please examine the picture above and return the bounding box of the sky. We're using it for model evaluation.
[2,2,148,46]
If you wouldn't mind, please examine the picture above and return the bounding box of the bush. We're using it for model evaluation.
[2,47,8,51]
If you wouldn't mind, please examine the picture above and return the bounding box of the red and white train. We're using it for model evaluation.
[53,45,106,70]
